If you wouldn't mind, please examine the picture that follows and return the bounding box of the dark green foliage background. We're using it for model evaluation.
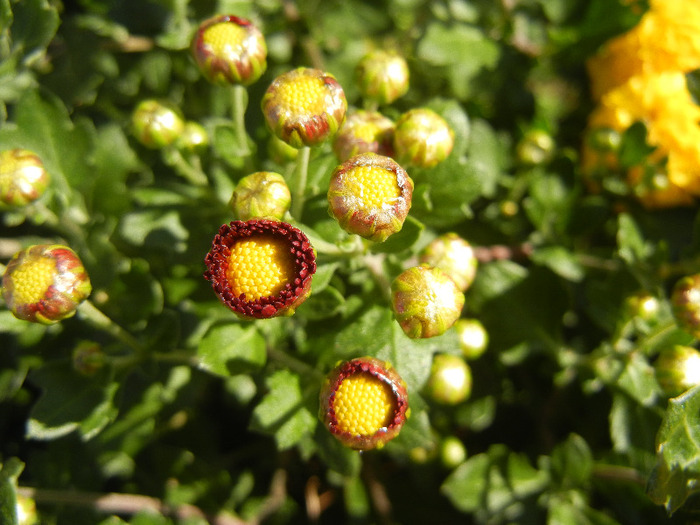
[2,0,700,523]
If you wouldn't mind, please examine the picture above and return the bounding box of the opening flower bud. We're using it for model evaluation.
[391,265,465,339]
[229,172,291,221]
[419,233,478,292]
[455,318,489,360]
[327,152,413,242]
[393,108,454,168]
[0,149,50,207]
[655,345,700,397]
[425,353,472,405]
[319,356,409,450]
[2,244,92,324]
[191,15,267,86]
[355,50,410,105]
[203,219,316,319]
[332,110,395,162]
[131,99,185,149]
[261,67,347,148]
[671,274,700,338]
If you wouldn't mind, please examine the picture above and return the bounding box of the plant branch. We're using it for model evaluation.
[291,146,311,220]
[77,300,146,355]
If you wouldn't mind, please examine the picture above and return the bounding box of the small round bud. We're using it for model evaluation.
[516,129,555,166]
[261,67,347,148]
[72,341,106,376]
[2,244,92,324]
[332,110,394,162]
[625,292,661,321]
[328,153,413,242]
[419,233,478,292]
[425,354,472,405]
[203,219,316,319]
[229,171,291,221]
[319,356,409,450]
[0,149,50,207]
[131,99,185,149]
[15,493,38,525]
[393,108,454,168]
[191,15,267,86]
[587,127,622,153]
[671,274,700,338]
[455,318,489,360]
[440,436,467,469]
[655,345,700,397]
[391,265,465,339]
[176,121,209,153]
[356,50,410,105]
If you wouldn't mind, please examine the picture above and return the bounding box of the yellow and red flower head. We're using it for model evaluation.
[203,219,316,319]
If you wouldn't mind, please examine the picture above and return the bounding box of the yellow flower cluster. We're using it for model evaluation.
[583,0,700,207]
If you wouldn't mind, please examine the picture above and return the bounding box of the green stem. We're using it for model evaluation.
[77,300,146,355]
[165,148,208,186]
[291,146,311,220]
[231,84,254,172]
[267,346,323,381]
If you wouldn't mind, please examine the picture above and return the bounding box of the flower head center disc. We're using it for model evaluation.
[226,236,296,300]
[343,165,400,211]
[333,372,397,436]
[279,75,331,116]
[9,256,56,305]
[201,21,248,59]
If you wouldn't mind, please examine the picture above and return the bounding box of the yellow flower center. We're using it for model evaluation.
[333,372,396,436]
[203,21,248,58]
[10,256,56,305]
[343,165,400,211]
[278,75,329,115]
[226,236,296,300]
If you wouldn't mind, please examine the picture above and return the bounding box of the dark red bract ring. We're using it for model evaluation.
[203,219,316,319]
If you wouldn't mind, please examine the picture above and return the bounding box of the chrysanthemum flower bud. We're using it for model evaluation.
[440,436,467,469]
[327,153,413,242]
[671,274,700,338]
[229,171,291,221]
[15,493,38,525]
[425,354,472,405]
[393,108,454,168]
[391,265,465,339]
[131,99,185,149]
[72,341,106,376]
[261,67,347,148]
[587,127,621,153]
[2,244,92,324]
[419,233,478,292]
[203,219,316,319]
[332,110,394,162]
[191,15,267,86]
[319,356,409,450]
[0,149,50,207]
[455,318,489,360]
[516,129,555,166]
[655,345,700,397]
[625,291,660,321]
[355,50,410,105]
[176,121,209,153]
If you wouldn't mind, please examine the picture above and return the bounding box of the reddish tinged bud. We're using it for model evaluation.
[261,67,347,148]
[419,233,478,292]
[319,356,409,450]
[425,353,472,405]
[0,149,50,207]
[356,50,410,105]
[229,171,291,221]
[203,219,316,319]
[671,274,700,338]
[2,244,92,324]
[655,345,700,397]
[327,153,413,242]
[332,110,395,162]
[191,15,267,86]
[391,265,465,339]
[393,108,454,168]
[131,99,185,149]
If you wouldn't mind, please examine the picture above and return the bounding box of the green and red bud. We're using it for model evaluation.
[191,15,267,86]
[671,274,700,338]
[355,50,410,105]
[455,318,489,360]
[332,110,394,163]
[391,264,465,339]
[419,233,478,292]
[131,99,185,149]
[424,353,472,405]
[2,244,92,324]
[0,149,50,207]
[393,108,454,168]
[655,345,700,397]
[229,171,291,221]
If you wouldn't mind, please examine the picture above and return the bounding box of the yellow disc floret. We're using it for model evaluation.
[9,255,56,305]
[277,75,330,115]
[226,236,296,300]
[202,22,248,58]
[343,165,400,212]
[333,372,396,436]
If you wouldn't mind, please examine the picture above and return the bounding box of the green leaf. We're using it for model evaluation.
[549,434,593,489]
[197,323,267,377]
[7,0,59,63]
[250,369,317,450]
[117,208,190,253]
[417,21,499,70]
[370,215,424,254]
[531,246,585,282]
[617,213,653,266]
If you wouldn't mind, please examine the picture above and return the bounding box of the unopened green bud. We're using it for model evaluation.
[72,341,106,376]
[391,265,464,339]
[516,129,555,166]
[419,233,477,292]
[333,110,394,162]
[16,493,38,525]
[2,244,92,324]
[655,345,700,397]
[328,153,413,242]
[229,171,291,221]
[356,50,410,105]
[425,353,472,405]
[587,127,622,153]
[131,99,185,149]
[176,121,209,153]
[191,15,267,86]
[455,318,489,360]
[671,274,700,338]
[393,108,454,168]
[0,149,50,207]
[625,291,660,321]
[440,436,467,469]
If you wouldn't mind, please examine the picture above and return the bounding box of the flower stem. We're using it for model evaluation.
[291,146,311,220]
[164,147,209,186]
[77,300,146,354]
[267,346,323,381]
[231,84,254,172]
